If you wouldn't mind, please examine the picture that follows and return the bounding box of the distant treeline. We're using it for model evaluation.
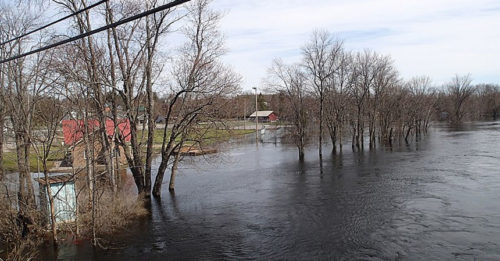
[216,32,500,159]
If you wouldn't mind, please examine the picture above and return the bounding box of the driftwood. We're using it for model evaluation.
[173,146,217,156]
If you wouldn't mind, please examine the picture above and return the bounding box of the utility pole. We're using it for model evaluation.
[252,87,258,143]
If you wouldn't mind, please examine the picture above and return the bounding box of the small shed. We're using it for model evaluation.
[36,174,76,224]
[249,111,278,122]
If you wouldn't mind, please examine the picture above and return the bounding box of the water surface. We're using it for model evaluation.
[49,121,500,260]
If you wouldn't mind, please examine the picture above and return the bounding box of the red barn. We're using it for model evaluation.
[249,111,278,122]
[62,119,131,146]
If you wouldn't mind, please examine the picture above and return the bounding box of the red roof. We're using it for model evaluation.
[62,119,131,146]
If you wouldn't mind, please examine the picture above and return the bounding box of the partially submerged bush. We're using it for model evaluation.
[77,189,148,241]
[0,192,44,261]
[0,173,148,258]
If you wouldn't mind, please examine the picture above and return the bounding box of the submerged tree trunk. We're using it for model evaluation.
[153,156,170,197]
[0,116,3,181]
[330,125,337,154]
[319,97,323,160]
[351,124,356,150]
[15,133,35,210]
[298,149,305,161]
[143,14,157,198]
[338,123,343,152]
[43,169,58,246]
[169,152,182,191]
[405,127,412,143]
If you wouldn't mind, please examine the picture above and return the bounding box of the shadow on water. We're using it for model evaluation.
[42,121,500,260]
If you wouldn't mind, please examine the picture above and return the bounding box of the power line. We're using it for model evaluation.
[0,0,108,47]
[0,0,191,64]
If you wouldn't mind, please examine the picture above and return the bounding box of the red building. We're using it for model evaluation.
[249,111,278,122]
[62,119,131,146]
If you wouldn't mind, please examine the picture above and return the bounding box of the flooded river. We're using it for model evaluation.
[47,121,500,260]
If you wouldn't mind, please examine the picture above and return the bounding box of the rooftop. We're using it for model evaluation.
[35,174,74,185]
[249,111,274,117]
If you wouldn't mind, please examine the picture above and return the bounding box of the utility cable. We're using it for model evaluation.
[0,0,191,64]
[0,0,108,47]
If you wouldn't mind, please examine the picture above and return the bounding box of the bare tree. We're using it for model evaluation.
[368,54,397,148]
[0,2,7,182]
[377,84,405,145]
[31,96,66,246]
[153,0,240,196]
[1,3,56,210]
[476,83,500,120]
[269,60,310,160]
[302,30,343,159]
[52,0,180,198]
[348,50,378,150]
[55,0,118,200]
[102,0,180,197]
[447,74,475,123]
[405,76,436,138]
[0,2,51,258]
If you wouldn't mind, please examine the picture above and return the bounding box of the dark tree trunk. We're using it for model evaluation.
[0,116,3,181]
[405,127,412,143]
[153,157,170,197]
[169,152,181,191]
[318,96,323,160]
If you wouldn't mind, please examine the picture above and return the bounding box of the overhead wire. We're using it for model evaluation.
[0,0,108,47]
[0,0,191,64]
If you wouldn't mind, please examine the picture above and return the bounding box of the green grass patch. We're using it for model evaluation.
[138,128,255,147]
[2,147,67,173]
[195,129,254,145]
[1,128,254,172]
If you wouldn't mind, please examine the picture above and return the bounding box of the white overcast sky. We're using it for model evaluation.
[209,0,500,91]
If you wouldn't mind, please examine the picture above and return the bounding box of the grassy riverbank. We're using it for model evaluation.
[2,128,255,173]
[137,128,255,146]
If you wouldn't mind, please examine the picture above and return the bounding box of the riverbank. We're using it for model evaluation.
[1,127,256,173]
